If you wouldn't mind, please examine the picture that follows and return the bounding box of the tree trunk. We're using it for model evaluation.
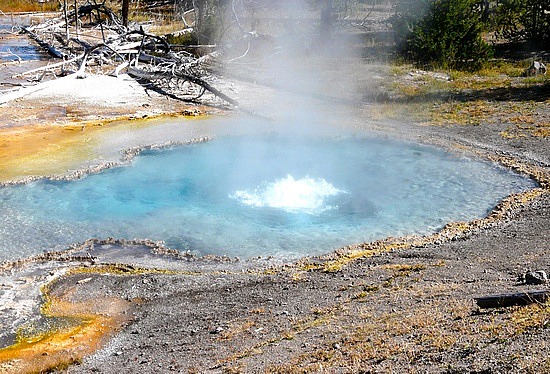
[122,0,130,27]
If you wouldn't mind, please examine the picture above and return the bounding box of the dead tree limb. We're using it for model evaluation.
[125,28,171,53]
[21,26,66,59]
[127,66,238,106]
[12,53,84,78]
[475,290,550,309]
[14,6,235,107]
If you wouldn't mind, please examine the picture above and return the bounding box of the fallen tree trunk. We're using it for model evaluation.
[475,290,550,309]
[12,53,84,78]
[21,26,66,59]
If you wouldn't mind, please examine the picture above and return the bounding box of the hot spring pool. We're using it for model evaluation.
[0,133,537,261]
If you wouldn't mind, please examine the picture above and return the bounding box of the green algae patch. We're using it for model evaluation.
[322,237,419,273]
[14,316,83,345]
[0,261,202,373]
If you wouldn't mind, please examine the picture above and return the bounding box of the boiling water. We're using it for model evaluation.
[0,134,536,261]
[230,175,345,214]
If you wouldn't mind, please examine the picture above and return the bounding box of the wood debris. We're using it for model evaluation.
[475,290,550,309]
[6,5,236,107]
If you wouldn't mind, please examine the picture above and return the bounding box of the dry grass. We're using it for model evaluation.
[0,0,58,12]
[265,295,474,371]
[147,19,190,37]
[262,277,550,372]
[431,100,497,126]
[482,302,550,339]
[218,321,257,341]
[384,61,549,139]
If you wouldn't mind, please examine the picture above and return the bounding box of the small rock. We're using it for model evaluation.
[523,270,548,285]
[525,61,547,76]
[210,326,224,334]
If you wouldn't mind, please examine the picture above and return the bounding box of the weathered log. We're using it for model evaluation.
[114,41,142,51]
[21,26,66,59]
[70,37,93,50]
[137,51,166,65]
[13,8,232,108]
[166,28,194,37]
[12,53,84,78]
[475,290,550,309]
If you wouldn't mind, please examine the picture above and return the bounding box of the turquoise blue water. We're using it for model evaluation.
[0,134,537,261]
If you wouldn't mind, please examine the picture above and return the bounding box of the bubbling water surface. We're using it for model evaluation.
[230,175,346,214]
[0,133,536,261]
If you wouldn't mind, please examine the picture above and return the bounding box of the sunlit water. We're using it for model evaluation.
[0,134,537,261]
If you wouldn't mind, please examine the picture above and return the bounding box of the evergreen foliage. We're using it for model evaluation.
[391,0,492,70]
[494,0,550,42]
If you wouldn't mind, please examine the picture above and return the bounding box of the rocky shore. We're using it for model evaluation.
[0,52,549,373]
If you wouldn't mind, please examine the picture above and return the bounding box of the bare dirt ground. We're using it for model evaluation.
[1,33,550,373]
